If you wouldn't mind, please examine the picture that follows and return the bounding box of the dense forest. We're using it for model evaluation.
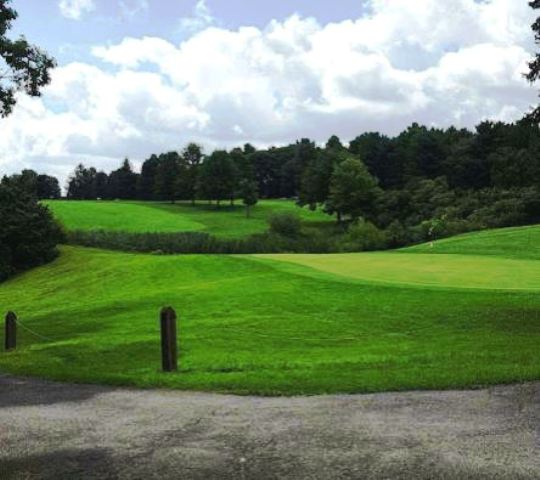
[52,119,540,245]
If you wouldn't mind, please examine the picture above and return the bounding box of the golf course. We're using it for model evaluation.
[0,201,538,395]
[44,199,334,238]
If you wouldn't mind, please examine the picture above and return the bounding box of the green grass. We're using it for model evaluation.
[404,224,540,260]
[253,252,540,291]
[45,200,334,238]
[1,237,539,395]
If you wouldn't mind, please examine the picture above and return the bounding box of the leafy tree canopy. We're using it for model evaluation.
[0,0,55,116]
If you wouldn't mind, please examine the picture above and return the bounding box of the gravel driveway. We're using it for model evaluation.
[1,375,539,479]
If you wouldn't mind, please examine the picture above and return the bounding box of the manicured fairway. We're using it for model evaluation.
[45,200,333,238]
[0,244,539,395]
[404,224,540,260]
[254,252,540,291]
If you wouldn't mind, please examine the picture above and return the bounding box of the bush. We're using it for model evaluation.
[385,220,409,248]
[268,212,302,237]
[339,218,387,252]
[0,180,64,282]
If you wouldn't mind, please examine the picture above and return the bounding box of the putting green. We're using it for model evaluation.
[254,253,540,291]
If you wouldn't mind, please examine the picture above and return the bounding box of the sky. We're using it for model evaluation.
[0,0,538,185]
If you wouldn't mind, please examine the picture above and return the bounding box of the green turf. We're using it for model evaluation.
[253,252,540,291]
[404,224,540,260]
[45,200,334,238]
[1,243,539,395]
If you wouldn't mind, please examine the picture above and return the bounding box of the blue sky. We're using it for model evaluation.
[1,0,538,183]
[11,0,369,64]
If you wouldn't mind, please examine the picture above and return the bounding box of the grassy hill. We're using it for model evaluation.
[404,224,540,260]
[45,200,334,238]
[1,224,539,394]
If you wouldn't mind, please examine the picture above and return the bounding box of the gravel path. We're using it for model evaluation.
[1,375,539,479]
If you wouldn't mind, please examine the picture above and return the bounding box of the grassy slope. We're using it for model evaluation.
[403,224,540,260]
[45,200,334,238]
[252,252,540,291]
[1,242,539,395]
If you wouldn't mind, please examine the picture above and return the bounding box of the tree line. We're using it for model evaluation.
[64,119,540,235]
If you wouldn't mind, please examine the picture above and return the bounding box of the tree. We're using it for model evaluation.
[197,151,237,207]
[0,175,63,281]
[67,164,98,199]
[108,158,138,200]
[326,157,380,223]
[282,139,318,197]
[489,147,539,188]
[181,143,203,205]
[298,149,338,210]
[527,0,540,122]
[137,155,159,200]
[326,135,344,151]
[349,132,401,188]
[93,171,109,200]
[239,179,258,218]
[0,0,55,116]
[155,152,182,203]
[36,174,61,199]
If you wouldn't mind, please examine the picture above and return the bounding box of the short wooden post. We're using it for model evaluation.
[5,312,17,352]
[160,307,178,372]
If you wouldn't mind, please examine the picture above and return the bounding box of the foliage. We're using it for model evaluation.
[239,179,259,217]
[0,177,63,281]
[197,150,238,206]
[269,212,302,237]
[326,157,381,222]
[2,169,60,199]
[0,0,55,116]
[340,219,386,252]
[154,152,184,203]
[527,0,540,122]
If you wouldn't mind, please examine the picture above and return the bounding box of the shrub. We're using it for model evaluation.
[268,212,302,237]
[339,218,387,252]
[0,180,64,282]
[385,220,409,248]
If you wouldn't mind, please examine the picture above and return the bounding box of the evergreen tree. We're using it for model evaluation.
[93,171,109,200]
[155,152,182,203]
[137,155,160,200]
[67,164,98,199]
[108,159,138,200]
[0,176,63,281]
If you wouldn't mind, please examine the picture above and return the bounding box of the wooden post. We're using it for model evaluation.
[5,312,16,352]
[160,307,178,372]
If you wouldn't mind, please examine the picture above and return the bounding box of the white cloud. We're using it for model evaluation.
[1,0,538,184]
[119,0,149,19]
[58,0,95,20]
[178,0,216,34]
